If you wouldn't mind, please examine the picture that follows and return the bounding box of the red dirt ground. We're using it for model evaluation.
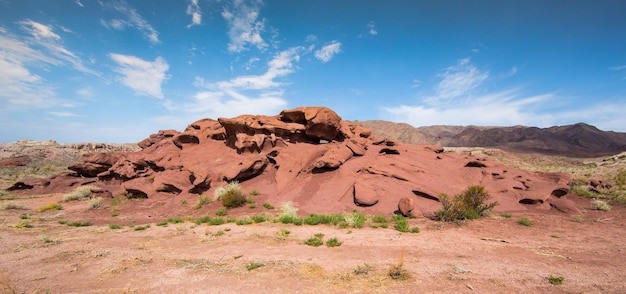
[1,192,624,293]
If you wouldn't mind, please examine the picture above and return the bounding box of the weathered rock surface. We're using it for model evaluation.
[9,106,577,215]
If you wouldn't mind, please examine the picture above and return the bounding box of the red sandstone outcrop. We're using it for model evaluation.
[8,106,577,216]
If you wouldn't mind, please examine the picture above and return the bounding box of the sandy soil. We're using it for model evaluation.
[1,192,624,294]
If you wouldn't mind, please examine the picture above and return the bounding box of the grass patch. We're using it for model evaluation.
[371,215,389,228]
[195,215,211,224]
[180,199,188,205]
[434,185,497,222]
[591,199,611,211]
[15,220,33,228]
[208,217,225,226]
[249,189,259,196]
[354,263,373,275]
[325,237,343,247]
[392,214,418,233]
[36,202,62,213]
[276,228,290,239]
[88,197,103,209]
[133,224,150,231]
[304,234,324,247]
[343,211,366,228]
[214,181,246,208]
[39,234,61,245]
[548,275,565,285]
[1,202,27,210]
[156,221,168,227]
[571,215,584,223]
[246,262,264,271]
[167,217,184,224]
[251,214,268,223]
[58,220,91,227]
[62,185,100,202]
[108,224,122,229]
[195,196,211,209]
[236,218,253,225]
[500,213,512,218]
[388,265,411,280]
[262,202,274,209]
[215,208,227,216]
[517,218,533,227]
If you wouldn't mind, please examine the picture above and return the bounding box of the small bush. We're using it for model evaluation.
[249,189,259,196]
[279,201,298,219]
[548,275,565,285]
[208,217,225,226]
[517,218,533,227]
[215,208,228,216]
[344,211,366,228]
[39,235,61,245]
[62,185,99,202]
[214,181,247,208]
[36,202,62,213]
[180,199,188,205]
[236,218,253,225]
[434,185,497,222]
[251,214,267,223]
[195,196,210,209]
[571,215,584,223]
[326,237,343,247]
[304,234,324,247]
[88,197,103,209]
[388,265,411,280]
[133,224,150,231]
[276,228,290,239]
[262,202,274,209]
[371,215,389,228]
[591,199,611,211]
[410,227,420,233]
[1,202,27,210]
[354,263,373,275]
[156,221,168,227]
[246,262,264,271]
[500,213,512,218]
[15,220,33,228]
[66,221,92,227]
[393,215,410,232]
[108,224,122,229]
[167,217,184,224]
[195,215,211,224]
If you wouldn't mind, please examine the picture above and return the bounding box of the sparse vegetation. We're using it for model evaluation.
[15,220,32,228]
[277,201,300,224]
[214,181,247,208]
[548,275,565,285]
[60,220,92,227]
[250,189,259,196]
[133,224,150,231]
[262,202,274,209]
[180,199,188,205]
[1,202,27,210]
[195,215,211,224]
[591,199,611,211]
[354,263,373,275]
[388,265,411,280]
[208,217,225,226]
[571,215,584,223]
[500,213,512,218]
[62,185,99,202]
[325,237,343,247]
[36,202,62,213]
[215,208,228,216]
[251,214,268,223]
[434,185,497,222]
[195,196,211,209]
[246,262,264,271]
[304,234,325,247]
[517,218,533,227]
[167,217,184,224]
[343,211,366,228]
[39,234,61,245]
[108,224,122,229]
[371,215,389,228]
[276,228,290,239]
[156,221,168,227]
[88,197,103,209]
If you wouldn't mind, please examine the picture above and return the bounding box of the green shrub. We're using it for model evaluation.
[236,218,253,225]
[262,202,274,209]
[62,185,100,202]
[500,213,512,218]
[388,265,411,280]
[251,214,267,223]
[344,211,366,228]
[180,199,188,205]
[215,208,228,216]
[214,181,246,208]
[108,224,122,229]
[15,220,33,228]
[36,202,62,213]
[548,275,565,285]
[66,221,92,227]
[195,215,211,224]
[156,221,168,226]
[167,217,184,224]
[434,185,497,222]
[326,237,343,247]
[410,227,420,233]
[304,235,324,247]
[517,218,533,227]
[371,215,389,228]
[591,199,611,211]
[303,213,344,226]
[133,224,150,231]
[249,189,259,196]
[195,196,211,209]
[208,217,225,226]
[246,262,264,271]
[393,215,410,233]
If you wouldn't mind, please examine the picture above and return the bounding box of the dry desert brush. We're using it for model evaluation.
[214,181,247,208]
[434,185,497,222]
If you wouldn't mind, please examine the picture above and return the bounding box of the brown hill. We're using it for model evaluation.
[7,107,576,219]
[357,121,626,157]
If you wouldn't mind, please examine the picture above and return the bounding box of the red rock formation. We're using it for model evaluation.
[8,106,576,216]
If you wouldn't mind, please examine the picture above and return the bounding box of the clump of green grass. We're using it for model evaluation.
[246,262,264,271]
[548,275,565,285]
[180,199,188,205]
[354,263,373,275]
[249,189,259,196]
[236,218,253,225]
[133,224,150,231]
[277,201,300,224]
[325,237,343,247]
[276,228,290,239]
[215,208,227,216]
[167,217,184,224]
[434,185,497,222]
[304,234,325,247]
[371,215,389,228]
[63,221,92,227]
[208,217,225,226]
[88,197,103,209]
[262,202,274,209]
[251,214,268,223]
[195,215,211,224]
[247,198,256,208]
[108,224,122,229]
[214,181,247,208]
[392,214,418,233]
[36,202,62,213]
[303,213,344,226]
[15,220,33,228]
[156,221,168,227]
[62,185,100,202]
[195,196,211,209]
[1,202,27,210]
[344,211,366,228]
[571,215,584,223]
[39,234,61,245]
[517,218,533,227]
[500,213,512,218]
[591,199,611,211]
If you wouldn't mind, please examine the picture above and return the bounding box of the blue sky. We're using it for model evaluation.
[1,0,625,143]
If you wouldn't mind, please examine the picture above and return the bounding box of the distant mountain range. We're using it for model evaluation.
[355,121,626,157]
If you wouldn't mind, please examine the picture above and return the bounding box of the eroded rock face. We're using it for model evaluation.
[11,106,575,216]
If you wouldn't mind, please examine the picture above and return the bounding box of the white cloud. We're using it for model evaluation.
[436,58,488,99]
[48,111,79,117]
[315,41,341,63]
[109,53,169,99]
[76,87,93,98]
[101,1,160,44]
[609,65,626,71]
[186,0,202,28]
[222,0,267,52]
[411,79,421,88]
[217,47,301,89]
[75,0,84,7]
[368,21,378,35]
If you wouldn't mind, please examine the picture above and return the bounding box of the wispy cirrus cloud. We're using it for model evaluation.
[315,41,341,63]
[109,53,169,98]
[221,0,266,52]
[100,0,160,44]
[0,21,97,110]
[367,21,378,35]
[435,58,488,99]
[186,0,202,28]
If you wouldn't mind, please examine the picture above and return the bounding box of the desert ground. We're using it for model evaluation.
[1,143,625,293]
